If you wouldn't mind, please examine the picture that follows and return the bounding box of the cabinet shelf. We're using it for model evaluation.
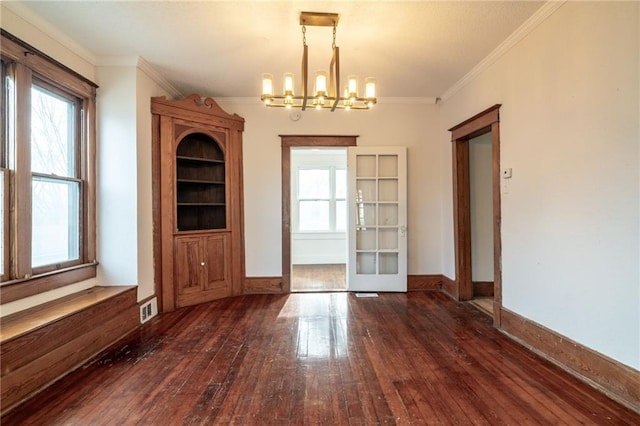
[176,155,224,164]
[177,179,225,185]
[177,203,225,206]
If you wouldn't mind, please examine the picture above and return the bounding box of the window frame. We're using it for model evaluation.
[294,165,346,233]
[0,30,97,304]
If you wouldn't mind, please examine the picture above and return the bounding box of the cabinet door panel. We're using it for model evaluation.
[204,234,229,288]
[175,237,204,295]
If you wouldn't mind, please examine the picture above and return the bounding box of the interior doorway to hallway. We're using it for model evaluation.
[448,105,502,325]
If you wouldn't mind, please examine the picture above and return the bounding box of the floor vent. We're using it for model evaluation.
[140,297,158,324]
[355,293,379,298]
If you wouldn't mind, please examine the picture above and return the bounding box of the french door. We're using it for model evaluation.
[347,147,407,292]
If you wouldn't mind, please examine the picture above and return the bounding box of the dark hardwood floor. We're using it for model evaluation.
[4,292,638,425]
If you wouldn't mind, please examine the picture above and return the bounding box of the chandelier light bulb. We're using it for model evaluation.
[262,73,274,97]
[348,75,358,99]
[315,70,328,97]
[365,77,376,99]
[283,73,294,96]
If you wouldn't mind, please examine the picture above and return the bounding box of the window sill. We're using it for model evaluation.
[0,262,98,304]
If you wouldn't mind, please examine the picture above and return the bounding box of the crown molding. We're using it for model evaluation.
[94,56,182,99]
[440,1,566,103]
[379,97,438,105]
[136,57,183,99]
[2,2,99,66]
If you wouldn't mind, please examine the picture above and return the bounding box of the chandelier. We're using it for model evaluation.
[260,12,377,111]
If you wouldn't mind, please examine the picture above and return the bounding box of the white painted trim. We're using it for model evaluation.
[95,56,182,99]
[95,56,139,67]
[378,97,438,105]
[440,1,567,102]
[136,57,183,99]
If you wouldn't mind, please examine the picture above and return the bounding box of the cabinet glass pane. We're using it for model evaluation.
[378,179,398,202]
[356,228,376,250]
[378,228,398,250]
[356,203,376,227]
[356,155,376,177]
[356,179,376,202]
[378,155,398,178]
[356,252,376,274]
[378,204,398,226]
[379,253,398,274]
[299,200,330,231]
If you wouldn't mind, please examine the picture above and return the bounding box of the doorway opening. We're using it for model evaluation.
[448,105,502,325]
[290,148,347,292]
[280,135,358,293]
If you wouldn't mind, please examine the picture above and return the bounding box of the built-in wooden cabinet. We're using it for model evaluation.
[152,95,245,312]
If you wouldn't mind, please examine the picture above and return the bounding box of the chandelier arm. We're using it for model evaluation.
[301,44,308,110]
[330,46,340,111]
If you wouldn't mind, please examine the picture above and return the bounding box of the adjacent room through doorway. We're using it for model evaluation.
[290,148,347,292]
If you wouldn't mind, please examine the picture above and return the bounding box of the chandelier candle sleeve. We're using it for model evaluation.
[365,78,376,99]
[262,74,274,98]
[348,76,358,99]
[284,73,295,95]
[315,71,328,97]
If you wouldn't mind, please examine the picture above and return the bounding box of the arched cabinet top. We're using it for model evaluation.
[151,94,244,132]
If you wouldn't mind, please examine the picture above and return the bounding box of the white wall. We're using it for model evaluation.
[135,63,172,301]
[469,133,494,282]
[216,100,442,277]
[96,66,138,286]
[440,2,640,368]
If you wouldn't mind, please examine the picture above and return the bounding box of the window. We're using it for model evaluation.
[296,167,346,232]
[0,31,97,300]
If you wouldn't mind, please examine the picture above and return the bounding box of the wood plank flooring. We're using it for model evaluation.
[291,264,346,292]
[4,292,638,425]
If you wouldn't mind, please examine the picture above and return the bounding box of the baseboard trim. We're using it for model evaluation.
[407,275,442,291]
[473,281,494,297]
[441,275,456,299]
[243,277,284,294]
[500,307,640,414]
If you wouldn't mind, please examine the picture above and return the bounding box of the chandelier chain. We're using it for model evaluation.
[302,25,307,46]
[332,23,337,49]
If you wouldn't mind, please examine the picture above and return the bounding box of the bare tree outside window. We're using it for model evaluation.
[30,85,79,268]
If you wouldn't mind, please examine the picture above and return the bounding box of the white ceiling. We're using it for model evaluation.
[7,1,545,100]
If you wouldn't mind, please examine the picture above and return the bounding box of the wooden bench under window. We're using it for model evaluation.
[0,286,138,415]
